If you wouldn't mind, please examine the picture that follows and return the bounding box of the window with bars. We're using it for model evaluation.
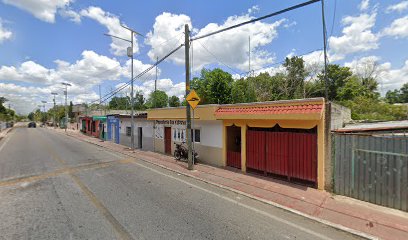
[126,127,131,136]
[192,129,200,143]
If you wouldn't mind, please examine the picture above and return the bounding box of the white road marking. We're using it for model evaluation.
[130,160,334,240]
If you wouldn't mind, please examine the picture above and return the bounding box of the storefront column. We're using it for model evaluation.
[317,119,326,190]
[241,125,247,173]
[222,124,227,167]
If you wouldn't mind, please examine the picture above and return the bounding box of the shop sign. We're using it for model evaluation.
[156,120,186,125]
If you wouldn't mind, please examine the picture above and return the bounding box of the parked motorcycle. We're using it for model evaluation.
[174,142,199,164]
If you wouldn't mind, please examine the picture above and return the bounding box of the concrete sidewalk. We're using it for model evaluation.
[56,128,408,240]
[0,127,12,141]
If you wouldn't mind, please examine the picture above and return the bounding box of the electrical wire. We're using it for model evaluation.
[88,44,184,105]
[196,40,243,75]
[246,48,323,75]
[191,0,320,41]
[329,0,337,40]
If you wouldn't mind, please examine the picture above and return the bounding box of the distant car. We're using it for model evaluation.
[28,122,36,128]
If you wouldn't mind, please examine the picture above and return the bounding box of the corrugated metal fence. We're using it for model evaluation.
[333,133,408,211]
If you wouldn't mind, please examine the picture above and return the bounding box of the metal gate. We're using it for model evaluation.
[247,128,317,184]
[227,151,241,169]
[333,133,408,211]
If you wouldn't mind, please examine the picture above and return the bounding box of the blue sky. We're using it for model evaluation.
[0,0,407,114]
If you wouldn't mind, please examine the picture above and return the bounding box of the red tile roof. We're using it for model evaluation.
[215,104,323,116]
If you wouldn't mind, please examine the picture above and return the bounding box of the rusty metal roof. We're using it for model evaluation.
[335,120,408,132]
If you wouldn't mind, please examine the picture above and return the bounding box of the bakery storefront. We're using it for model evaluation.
[148,98,326,189]
[148,105,224,167]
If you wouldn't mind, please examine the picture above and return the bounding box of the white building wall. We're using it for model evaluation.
[118,118,154,151]
[154,120,222,147]
[154,119,223,166]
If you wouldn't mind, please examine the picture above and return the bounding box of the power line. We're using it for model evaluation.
[137,32,184,58]
[329,0,337,40]
[248,48,323,74]
[195,40,243,75]
[191,0,320,41]
[88,44,184,105]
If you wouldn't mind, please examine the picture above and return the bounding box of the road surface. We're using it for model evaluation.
[0,127,363,240]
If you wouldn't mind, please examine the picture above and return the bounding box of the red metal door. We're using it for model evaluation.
[266,132,289,176]
[227,151,241,169]
[164,127,172,155]
[247,128,317,185]
[287,133,317,183]
[246,130,266,172]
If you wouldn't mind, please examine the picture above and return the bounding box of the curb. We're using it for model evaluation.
[0,127,13,141]
[59,130,378,240]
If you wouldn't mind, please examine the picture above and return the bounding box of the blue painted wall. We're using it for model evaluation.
[107,115,120,144]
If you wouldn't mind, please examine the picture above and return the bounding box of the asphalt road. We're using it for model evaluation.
[0,127,364,240]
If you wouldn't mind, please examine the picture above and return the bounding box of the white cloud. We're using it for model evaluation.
[53,50,123,86]
[121,59,157,79]
[386,1,408,13]
[0,50,124,86]
[145,10,285,72]
[359,0,370,11]
[248,5,260,14]
[381,15,408,38]
[0,50,160,113]
[328,12,379,60]
[80,6,139,56]
[145,12,190,64]
[0,19,12,43]
[344,56,408,94]
[2,0,72,23]
[0,82,100,114]
[59,8,81,23]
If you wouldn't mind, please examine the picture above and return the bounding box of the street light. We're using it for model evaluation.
[51,92,58,128]
[41,101,47,113]
[104,26,143,150]
[62,82,71,132]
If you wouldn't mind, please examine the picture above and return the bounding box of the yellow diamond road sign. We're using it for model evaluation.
[186,90,200,110]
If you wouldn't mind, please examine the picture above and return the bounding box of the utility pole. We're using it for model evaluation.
[155,57,158,91]
[62,82,71,132]
[41,101,47,114]
[321,0,328,100]
[130,29,135,151]
[105,26,143,150]
[185,24,193,170]
[51,92,58,128]
[99,84,102,115]
[248,36,251,75]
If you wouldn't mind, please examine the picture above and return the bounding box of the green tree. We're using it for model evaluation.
[47,105,66,123]
[135,91,146,110]
[191,68,233,104]
[317,64,353,100]
[147,90,168,108]
[168,96,181,107]
[231,78,256,103]
[109,96,129,110]
[28,112,35,121]
[385,89,401,104]
[341,96,407,121]
[283,56,307,99]
[68,101,74,119]
[248,73,286,101]
[0,97,7,114]
[400,83,408,103]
